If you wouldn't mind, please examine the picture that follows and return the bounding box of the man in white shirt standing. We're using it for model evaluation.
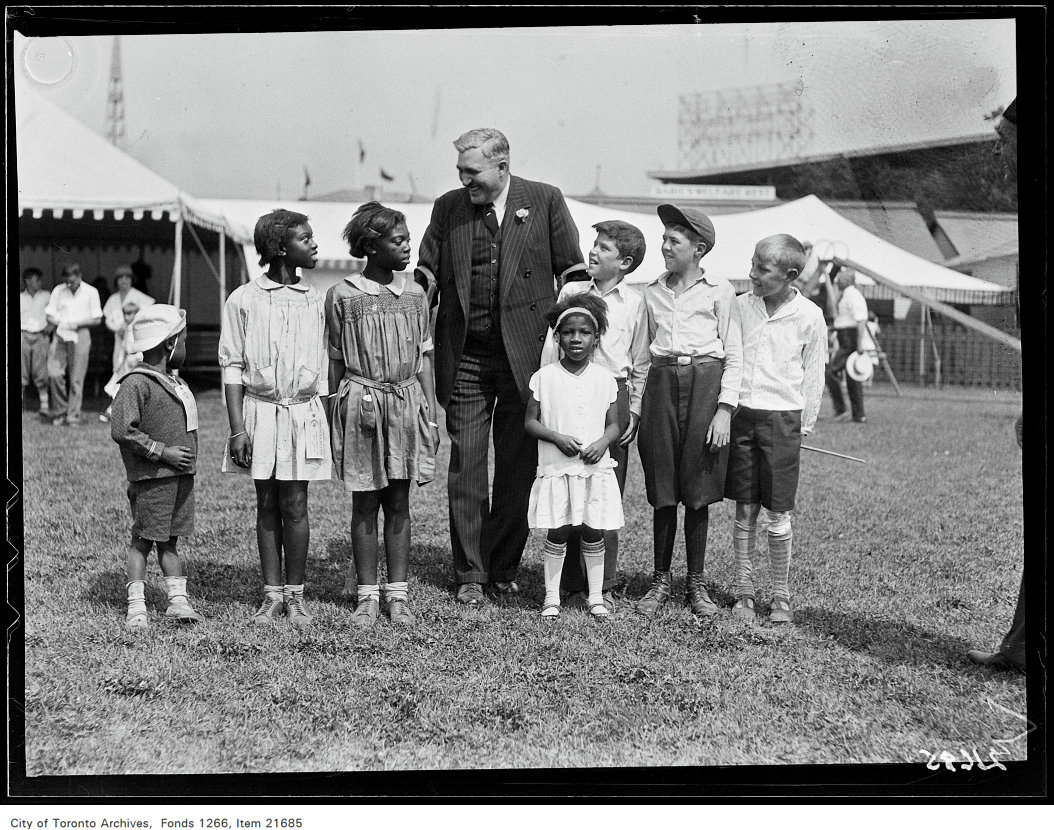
[824,267,869,423]
[45,262,103,426]
[20,266,54,421]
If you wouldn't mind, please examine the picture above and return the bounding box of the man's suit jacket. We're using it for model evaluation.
[416,175,585,407]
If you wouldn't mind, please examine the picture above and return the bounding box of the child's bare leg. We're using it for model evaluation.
[252,479,286,624]
[542,526,572,616]
[380,480,414,624]
[157,537,202,623]
[278,481,312,627]
[351,489,382,628]
[125,535,153,629]
[254,479,283,586]
[580,525,608,617]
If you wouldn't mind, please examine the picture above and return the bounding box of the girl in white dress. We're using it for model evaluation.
[526,293,624,618]
[219,209,332,629]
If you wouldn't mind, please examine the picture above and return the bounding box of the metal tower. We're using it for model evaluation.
[678,82,814,172]
[107,36,126,146]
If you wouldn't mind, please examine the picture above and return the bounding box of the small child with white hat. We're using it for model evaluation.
[110,304,204,629]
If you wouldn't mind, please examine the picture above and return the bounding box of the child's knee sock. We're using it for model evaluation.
[542,539,567,607]
[684,506,709,574]
[581,538,606,606]
[653,506,677,572]
[733,513,758,598]
[126,580,146,619]
[385,581,408,603]
[765,510,793,599]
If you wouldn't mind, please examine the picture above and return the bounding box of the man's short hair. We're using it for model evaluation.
[22,266,43,280]
[593,220,647,274]
[453,128,510,163]
[756,234,807,276]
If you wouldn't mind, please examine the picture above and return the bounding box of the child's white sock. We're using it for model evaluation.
[766,512,793,600]
[357,584,381,603]
[165,575,203,621]
[126,580,147,620]
[39,391,49,411]
[581,538,607,612]
[732,515,757,598]
[542,539,566,610]
[385,581,408,603]
[264,583,284,601]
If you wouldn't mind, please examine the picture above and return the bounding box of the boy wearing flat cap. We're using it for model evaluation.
[110,304,204,630]
[636,204,743,619]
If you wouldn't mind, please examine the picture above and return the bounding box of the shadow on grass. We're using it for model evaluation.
[795,607,976,671]
[87,561,263,610]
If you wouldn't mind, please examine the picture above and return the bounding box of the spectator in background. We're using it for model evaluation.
[92,274,112,307]
[967,97,1024,674]
[103,264,155,372]
[45,262,103,426]
[824,267,869,423]
[20,266,54,421]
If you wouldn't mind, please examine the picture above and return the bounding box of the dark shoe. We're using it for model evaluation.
[732,595,757,621]
[636,570,671,618]
[831,412,851,423]
[769,597,794,624]
[456,582,486,606]
[967,649,1025,673]
[38,411,50,423]
[853,416,867,424]
[493,580,519,594]
[685,572,719,618]
[251,596,285,626]
[386,598,415,626]
[351,597,380,629]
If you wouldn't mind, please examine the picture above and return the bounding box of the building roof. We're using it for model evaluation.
[943,238,1019,269]
[648,132,994,183]
[932,211,1018,262]
[825,201,945,262]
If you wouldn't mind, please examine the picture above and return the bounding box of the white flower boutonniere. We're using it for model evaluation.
[515,208,530,223]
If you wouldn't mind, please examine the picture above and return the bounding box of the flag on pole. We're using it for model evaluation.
[380,168,395,182]
[303,166,311,188]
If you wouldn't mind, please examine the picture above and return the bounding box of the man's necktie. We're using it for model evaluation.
[483,203,499,237]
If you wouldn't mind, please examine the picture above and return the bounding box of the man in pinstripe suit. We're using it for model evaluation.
[416,128,586,605]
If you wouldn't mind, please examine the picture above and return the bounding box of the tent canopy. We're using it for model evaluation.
[15,83,248,243]
[199,193,1013,306]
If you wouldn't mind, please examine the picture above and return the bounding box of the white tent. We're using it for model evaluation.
[198,193,1012,307]
[15,83,252,311]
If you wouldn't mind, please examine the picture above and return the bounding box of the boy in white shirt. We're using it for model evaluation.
[725,234,827,624]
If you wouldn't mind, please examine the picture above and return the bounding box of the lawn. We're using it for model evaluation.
[14,383,1028,777]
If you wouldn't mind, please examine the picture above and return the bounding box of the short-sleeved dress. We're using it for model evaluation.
[326,272,436,491]
[527,361,625,531]
[218,274,332,481]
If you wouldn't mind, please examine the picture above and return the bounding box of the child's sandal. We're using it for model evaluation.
[540,604,561,618]
[125,611,148,630]
[588,602,610,618]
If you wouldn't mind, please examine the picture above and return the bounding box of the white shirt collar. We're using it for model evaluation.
[491,176,512,219]
[587,277,630,299]
[258,273,310,292]
[345,271,407,296]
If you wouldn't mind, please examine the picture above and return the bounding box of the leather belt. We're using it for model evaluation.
[651,354,721,367]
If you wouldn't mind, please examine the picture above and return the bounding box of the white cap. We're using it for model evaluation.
[129,304,187,353]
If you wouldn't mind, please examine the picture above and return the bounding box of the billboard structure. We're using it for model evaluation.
[678,82,814,172]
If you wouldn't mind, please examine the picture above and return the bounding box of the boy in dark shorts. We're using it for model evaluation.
[110,304,203,629]
[725,235,827,623]
[636,204,743,619]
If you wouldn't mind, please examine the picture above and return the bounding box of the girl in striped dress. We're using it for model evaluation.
[326,203,439,629]
[219,209,332,629]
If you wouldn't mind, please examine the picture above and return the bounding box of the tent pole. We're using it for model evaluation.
[919,307,927,387]
[219,230,226,310]
[839,257,1021,352]
[171,214,184,306]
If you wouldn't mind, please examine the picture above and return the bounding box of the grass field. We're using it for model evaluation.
[16,384,1027,776]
